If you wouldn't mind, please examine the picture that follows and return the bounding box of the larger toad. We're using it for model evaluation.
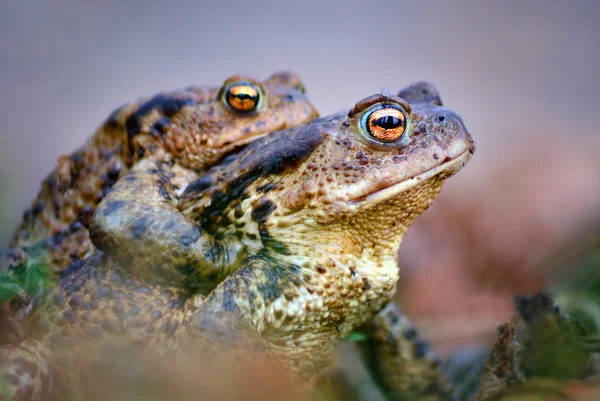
[0,84,474,401]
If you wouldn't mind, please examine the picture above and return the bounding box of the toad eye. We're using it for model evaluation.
[362,106,408,142]
[224,81,263,113]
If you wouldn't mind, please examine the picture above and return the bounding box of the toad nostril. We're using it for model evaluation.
[433,111,462,128]
[284,93,297,102]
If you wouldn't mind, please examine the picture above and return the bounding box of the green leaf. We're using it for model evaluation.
[342,330,368,342]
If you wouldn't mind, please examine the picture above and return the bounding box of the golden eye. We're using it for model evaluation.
[364,107,407,142]
[224,82,262,113]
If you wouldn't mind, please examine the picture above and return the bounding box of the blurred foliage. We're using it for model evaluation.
[0,246,54,306]
[0,375,10,399]
[553,242,600,335]
[342,330,369,343]
[442,237,600,401]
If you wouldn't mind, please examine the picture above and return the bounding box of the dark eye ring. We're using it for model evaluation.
[361,105,409,143]
[223,81,263,113]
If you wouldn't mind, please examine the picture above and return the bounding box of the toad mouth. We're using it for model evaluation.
[350,148,474,205]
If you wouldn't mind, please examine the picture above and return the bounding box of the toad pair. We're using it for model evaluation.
[1,72,474,401]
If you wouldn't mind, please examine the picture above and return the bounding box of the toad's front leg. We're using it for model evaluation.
[89,158,246,292]
[358,302,455,401]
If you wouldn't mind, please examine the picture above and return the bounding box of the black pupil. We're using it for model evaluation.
[232,91,258,103]
[374,115,401,129]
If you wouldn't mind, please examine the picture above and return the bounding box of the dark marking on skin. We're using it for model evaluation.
[257,183,277,193]
[125,94,196,140]
[179,225,201,246]
[103,164,122,194]
[101,200,127,217]
[403,327,417,340]
[258,227,290,255]
[78,206,94,229]
[257,273,283,302]
[31,200,45,217]
[251,199,276,224]
[222,280,238,312]
[173,294,189,309]
[362,278,371,290]
[288,264,301,274]
[203,244,223,266]
[388,311,399,325]
[386,333,400,356]
[220,152,241,166]
[158,184,171,201]
[284,92,297,102]
[131,216,151,240]
[106,104,125,127]
[414,339,428,359]
[48,229,69,247]
[184,174,213,195]
[68,220,83,233]
[152,116,171,136]
[22,208,32,221]
[162,218,177,232]
[249,254,298,303]
[193,124,323,226]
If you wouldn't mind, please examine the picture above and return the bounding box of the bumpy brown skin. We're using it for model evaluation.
[1,86,474,401]
[9,72,318,271]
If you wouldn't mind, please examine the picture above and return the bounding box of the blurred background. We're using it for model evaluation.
[1,0,599,367]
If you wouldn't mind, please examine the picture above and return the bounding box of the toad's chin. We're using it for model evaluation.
[348,148,473,206]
